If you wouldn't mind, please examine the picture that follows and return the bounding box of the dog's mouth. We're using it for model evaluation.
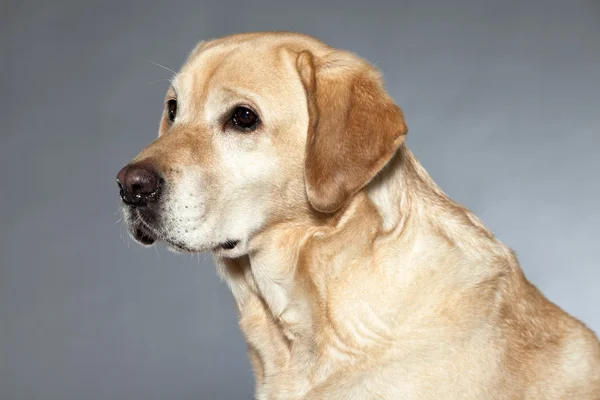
[216,240,239,251]
[125,207,240,254]
[129,217,191,252]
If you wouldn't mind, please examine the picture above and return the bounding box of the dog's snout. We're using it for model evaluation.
[116,162,161,206]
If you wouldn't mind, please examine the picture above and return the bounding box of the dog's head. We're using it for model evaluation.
[117,32,407,257]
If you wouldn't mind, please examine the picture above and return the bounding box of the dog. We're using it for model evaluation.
[116,32,600,399]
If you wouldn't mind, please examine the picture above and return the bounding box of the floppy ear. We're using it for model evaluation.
[296,50,408,213]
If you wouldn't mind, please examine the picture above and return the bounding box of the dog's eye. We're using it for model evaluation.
[167,99,177,122]
[231,107,259,131]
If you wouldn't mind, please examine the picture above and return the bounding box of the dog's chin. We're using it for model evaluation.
[160,240,242,256]
[212,240,244,258]
[164,240,194,254]
[163,239,243,257]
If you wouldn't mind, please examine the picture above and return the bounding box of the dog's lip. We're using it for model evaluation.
[132,225,157,245]
[163,238,192,252]
[214,240,239,251]
[127,209,159,245]
[133,212,197,253]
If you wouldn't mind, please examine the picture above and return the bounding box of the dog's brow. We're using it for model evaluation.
[219,86,262,113]
[166,85,177,99]
[221,85,254,99]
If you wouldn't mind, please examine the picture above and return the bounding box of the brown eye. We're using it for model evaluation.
[231,106,259,131]
[167,99,177,122]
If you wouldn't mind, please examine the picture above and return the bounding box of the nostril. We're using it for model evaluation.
[117,161,162,206]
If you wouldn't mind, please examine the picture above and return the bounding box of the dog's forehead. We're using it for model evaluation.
[176,42,294,102]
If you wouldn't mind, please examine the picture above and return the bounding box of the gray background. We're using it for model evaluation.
[1,0,599,399]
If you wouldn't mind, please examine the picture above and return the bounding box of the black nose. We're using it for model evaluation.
[116,161,161,206]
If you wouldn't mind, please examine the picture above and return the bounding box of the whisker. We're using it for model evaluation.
[148,60,177,75]
[119,223,126,244]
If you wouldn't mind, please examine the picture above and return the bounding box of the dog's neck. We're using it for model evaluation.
[223,147,422,307]
[214,145,510,393]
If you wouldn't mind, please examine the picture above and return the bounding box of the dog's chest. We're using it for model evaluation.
[216,255,406,399]
[216,256,322,395]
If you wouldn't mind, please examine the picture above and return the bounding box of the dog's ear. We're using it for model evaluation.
[296,50,408,213]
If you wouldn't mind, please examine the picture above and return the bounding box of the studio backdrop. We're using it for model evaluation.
[1,1,599,399]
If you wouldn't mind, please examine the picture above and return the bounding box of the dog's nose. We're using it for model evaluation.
[116,162,161,206]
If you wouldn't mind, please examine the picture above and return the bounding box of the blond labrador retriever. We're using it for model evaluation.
[117,32,600,399]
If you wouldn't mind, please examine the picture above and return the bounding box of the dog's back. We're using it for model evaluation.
[500,273,600,398]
